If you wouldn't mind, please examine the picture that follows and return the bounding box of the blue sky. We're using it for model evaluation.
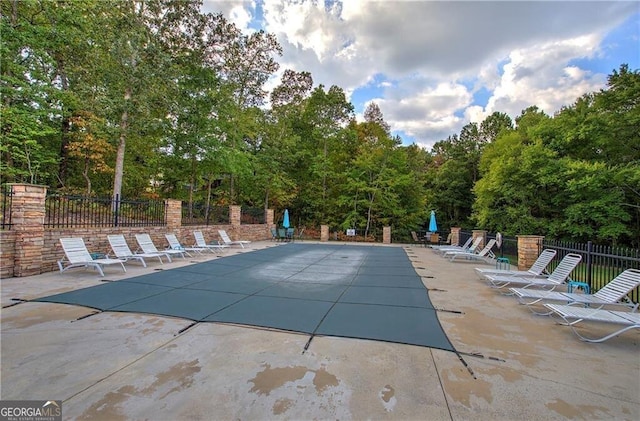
[203,1,639,149]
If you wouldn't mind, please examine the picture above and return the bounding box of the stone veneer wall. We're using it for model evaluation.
[0,231,16,278]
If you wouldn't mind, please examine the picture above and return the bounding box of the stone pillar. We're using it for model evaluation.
[383,226,391,244]
[517,235,544,270]
[165,199,182,230]
[472,230,487,248]
[450,227,461,246]
[230,205,241,226]
[11,184,47,277]
[266,209,274,226]
[321,225,329,242]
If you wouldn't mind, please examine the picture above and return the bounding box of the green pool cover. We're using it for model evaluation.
[34,244,454,351]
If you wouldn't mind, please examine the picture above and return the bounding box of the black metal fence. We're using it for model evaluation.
[543,239,640,303]
[241,207,266,224]
[45,194,167,228]
[181,202,229,226]
[487,232,519,263]
[1,185,12,230]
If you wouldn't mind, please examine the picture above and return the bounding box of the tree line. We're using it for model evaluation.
[2,0,638,246]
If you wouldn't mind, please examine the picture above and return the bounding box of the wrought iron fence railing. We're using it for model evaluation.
[181,203,229,226]
[543,239,640,303]
[1,185,12,230]
[241,207,266,224]
[45,194,167,228]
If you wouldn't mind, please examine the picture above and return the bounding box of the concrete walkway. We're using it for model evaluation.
[1,241,638,420]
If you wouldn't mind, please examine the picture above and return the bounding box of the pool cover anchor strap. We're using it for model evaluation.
[453,351,508,379]
[435,307,464,314]
[3,298,29,309]
[177,322,199,335]
[73,311,102,322]
[303,335,314,353]
[457,350,506,363]
[454,351,476,379]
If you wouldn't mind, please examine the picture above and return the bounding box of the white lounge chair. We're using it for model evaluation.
[58,237,126,276]
[135,233,185,262]
[475,249,557,279]
[107,234,164,267]
[193,231,229,253]
[544,304,640,343]
[486,253,582,292]
[432,236,473,253]
[510,268,640,314]
[441,236,482,255]
[218,229,251,248]
[446,239,497,263]
[165,233,206,257]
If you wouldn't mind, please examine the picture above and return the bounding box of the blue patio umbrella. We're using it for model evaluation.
[283,209,290,229]
[428,210,438,233]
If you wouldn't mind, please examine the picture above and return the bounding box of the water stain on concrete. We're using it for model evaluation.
[312,367,339,394]
[249,363,339,397]
[379,384,397,412]
[249,364,307,396]
[77,361,201,419]
[77,384,136,421]
[380,384,395,402]
[546,398,612,419]
[141,359,202,398]
[441,367,493,408]
[481,366,523,383]
[1,304,91,329]
[272,398,294,415]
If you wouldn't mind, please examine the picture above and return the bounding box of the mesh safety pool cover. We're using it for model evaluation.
[34,244,454,351]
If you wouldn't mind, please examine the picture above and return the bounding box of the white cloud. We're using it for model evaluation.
[228,3,254,31]
[485,34,608,119]
[201,0,637,149]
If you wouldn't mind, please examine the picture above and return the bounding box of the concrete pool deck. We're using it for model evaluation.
[1,241,638,420]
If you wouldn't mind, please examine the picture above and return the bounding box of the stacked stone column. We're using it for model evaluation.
[230,205,241,226]
[165,199,182,231]
[11,184,47,277]
[517,235,544,270]
[472,229,487,248]
[320,225,329,241]
[383,226,391,244]
[450,227,461,246]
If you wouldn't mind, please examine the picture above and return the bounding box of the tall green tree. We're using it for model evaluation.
[296,85,355,223]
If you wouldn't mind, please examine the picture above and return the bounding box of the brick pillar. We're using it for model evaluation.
[165,199,182,230]
[266,209,275,239]
[11,184,47,277]
[450,227,461,246]
[517,235,544,270]
[321,225,329,242]
[383,226,391,244]
[266,209,274,227]
[472,230,487,248]
[230,205,241,226]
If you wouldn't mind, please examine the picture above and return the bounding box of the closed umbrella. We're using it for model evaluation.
[428,210,438,233]
[283,209,291,241]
